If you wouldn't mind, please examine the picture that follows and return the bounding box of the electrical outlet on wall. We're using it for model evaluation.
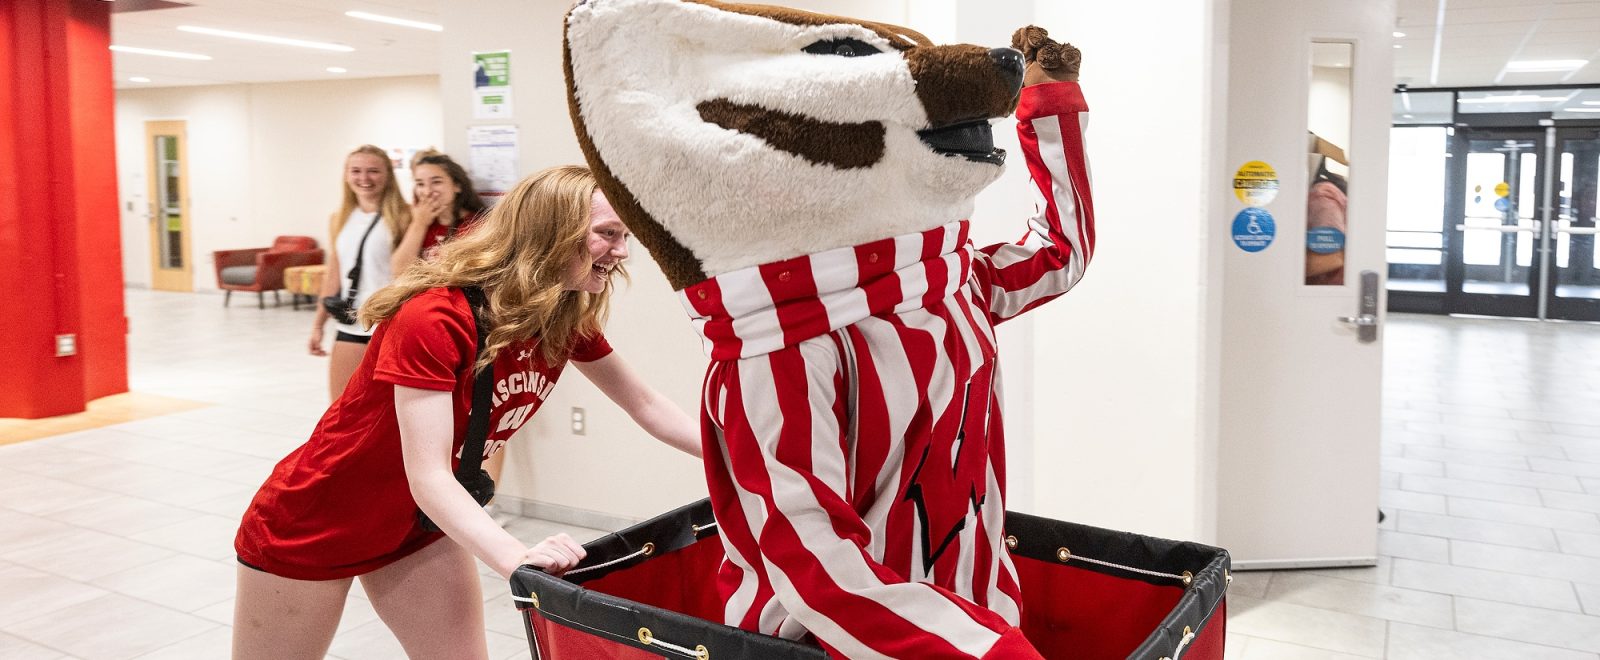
[571,407,586,436]
[55,334,76,357]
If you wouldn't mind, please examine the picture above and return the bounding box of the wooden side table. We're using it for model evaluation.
[283,265,326,311]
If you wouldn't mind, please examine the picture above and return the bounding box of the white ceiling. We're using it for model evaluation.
[111,0,442,88]
[1395,0,1600,88]
[113,1,1600,90]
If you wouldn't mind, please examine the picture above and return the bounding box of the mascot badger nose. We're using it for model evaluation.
[910,45,1024,166]
[990,47,1025,87]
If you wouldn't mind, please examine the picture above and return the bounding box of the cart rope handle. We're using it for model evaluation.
[1015,537,1194,584]
[1069,553,1189,582]
[638,627,710,659]
[1160,625,1196,660]
[565,542,656,577]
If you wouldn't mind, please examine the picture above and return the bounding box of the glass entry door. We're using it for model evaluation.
[1549,128,1600,322]
[1445,130,1547,317]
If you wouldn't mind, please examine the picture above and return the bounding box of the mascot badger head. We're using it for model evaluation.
[564,0,1026,289]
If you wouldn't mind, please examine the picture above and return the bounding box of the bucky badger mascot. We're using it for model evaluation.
[566,1,1092,657]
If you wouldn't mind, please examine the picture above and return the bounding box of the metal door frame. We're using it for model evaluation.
[1443,127,1546,318]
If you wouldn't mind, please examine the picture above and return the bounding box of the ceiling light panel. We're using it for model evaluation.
[1504,59,1588,72]
[110,44,212,60]
[344,11,442,32]
[176,25,355,52]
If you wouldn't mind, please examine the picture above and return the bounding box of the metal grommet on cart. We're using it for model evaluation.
[1005,535,1018,551]
[637,627,654,645]
[1056,547,1071,562]
[528,592,540,609]
[641,542,656,557]
[1181,570,1194,587]
[696,644,710,659]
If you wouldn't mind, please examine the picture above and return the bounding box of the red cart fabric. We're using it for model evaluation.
[511,500,1228,659]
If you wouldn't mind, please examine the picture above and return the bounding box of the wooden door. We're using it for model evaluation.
[146,120,192,291]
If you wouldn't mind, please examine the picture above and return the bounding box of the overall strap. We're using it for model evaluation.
[457,286,494,482]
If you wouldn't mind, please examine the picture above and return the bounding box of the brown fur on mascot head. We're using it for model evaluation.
[563,0,1044,290]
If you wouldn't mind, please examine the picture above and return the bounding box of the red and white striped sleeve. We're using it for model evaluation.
[972,81,1095,324]
[707,339,1042,660]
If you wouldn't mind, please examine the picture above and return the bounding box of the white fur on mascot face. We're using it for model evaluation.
[565,0,1014,285]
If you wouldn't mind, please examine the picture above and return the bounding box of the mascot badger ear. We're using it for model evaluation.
[564,0,1025,291]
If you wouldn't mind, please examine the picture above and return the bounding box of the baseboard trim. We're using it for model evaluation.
[495,496,641,533]
[1231,556,1379,571]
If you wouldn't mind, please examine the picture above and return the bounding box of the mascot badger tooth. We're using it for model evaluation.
[566,1,1093,658]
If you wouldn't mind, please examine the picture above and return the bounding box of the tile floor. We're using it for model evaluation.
[0,289,1596,659]
[1225,314,1600,659]
[0,290,606,660]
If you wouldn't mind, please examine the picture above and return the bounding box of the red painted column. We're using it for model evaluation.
[0,0,127,419]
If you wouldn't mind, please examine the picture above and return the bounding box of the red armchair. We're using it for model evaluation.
[214,236,324,308]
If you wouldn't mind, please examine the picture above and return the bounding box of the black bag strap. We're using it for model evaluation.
[457,285,494,482]
[342,212,383,306]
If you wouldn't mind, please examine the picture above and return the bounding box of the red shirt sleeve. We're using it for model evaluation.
[372,289,474,391]
[570,332,614,363]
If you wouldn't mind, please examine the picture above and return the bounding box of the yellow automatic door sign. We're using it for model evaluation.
[1233,161,1279,207]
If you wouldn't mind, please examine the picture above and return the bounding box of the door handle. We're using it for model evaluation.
[1337,270,1380,343]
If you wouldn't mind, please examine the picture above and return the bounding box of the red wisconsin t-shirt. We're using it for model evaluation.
[235,287,612,580]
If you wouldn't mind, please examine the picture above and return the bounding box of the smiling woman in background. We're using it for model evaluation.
[393,154,488,273]
[310,144,413,400]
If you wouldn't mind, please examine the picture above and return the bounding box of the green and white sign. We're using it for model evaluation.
[473,50,512,119]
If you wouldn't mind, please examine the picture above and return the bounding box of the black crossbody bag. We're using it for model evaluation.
[417,286,498,533]
[322,213,381,325]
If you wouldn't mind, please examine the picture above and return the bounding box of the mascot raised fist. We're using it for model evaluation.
[565,3,1093,657]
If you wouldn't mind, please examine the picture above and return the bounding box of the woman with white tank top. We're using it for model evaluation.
[309,145,412,400]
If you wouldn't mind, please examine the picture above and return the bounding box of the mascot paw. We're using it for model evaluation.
[1011,26,1080,86]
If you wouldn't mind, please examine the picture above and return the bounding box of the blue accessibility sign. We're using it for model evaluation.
[1307,227,1345,254]
[1232,208,1276,252]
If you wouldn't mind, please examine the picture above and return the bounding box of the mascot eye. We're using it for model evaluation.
[803,38,881,57]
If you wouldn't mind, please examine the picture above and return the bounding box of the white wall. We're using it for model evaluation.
[114,75,441,290]
[1021,0,1228,542]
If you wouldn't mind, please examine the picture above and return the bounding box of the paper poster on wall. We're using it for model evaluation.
[473,50,512,119]
[387,146,433,201]
[467,125,518,203]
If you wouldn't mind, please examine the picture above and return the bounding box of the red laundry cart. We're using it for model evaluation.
[510,499,1229,659]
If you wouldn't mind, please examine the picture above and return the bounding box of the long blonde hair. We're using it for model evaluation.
[333,144,411,247]
[360,165,625,370]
